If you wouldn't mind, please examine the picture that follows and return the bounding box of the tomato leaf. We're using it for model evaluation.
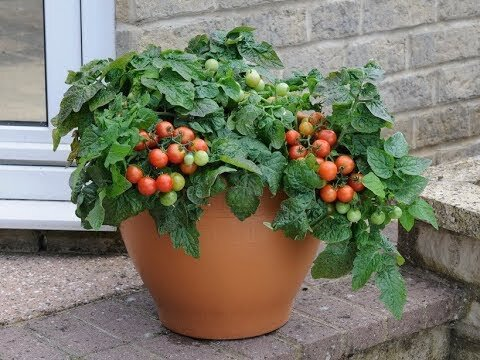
[226,172,263,221]
[384,132,409,158]
[219,155,262,175]
[311,241,356,279]
[257,151,287,195]
[365,99,393,123]
[272,194,313,240]
[361,172,386,199]
[375,261,407,319]
[104,143,131,167]
[395,156,432,176]
[187,98,220,117]
[393,175,428,205]
[399,210,415,231]
[367,147,394,179]
[156,69,195,109]
[283,159,324,195]
[106,165,131,198]
[352,244,383,290]
[311,214,352,243]
[218,76,242,102]
[408,198,438,230]
[85,189,106,230]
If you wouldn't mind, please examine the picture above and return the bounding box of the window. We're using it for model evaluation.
[0,0,115,229]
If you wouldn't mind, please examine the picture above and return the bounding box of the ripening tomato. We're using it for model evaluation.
[337,185,355,203]
[316,157,325,165]
[125,165,143,184]
[299,121,314,136]
[155,174,173,193]
[296,111,309,122]
[148,149,168,168]
[134,130,150,151]
[348,173,365,192]
[312,139,331,158]
[188,138,209,152]
[320,184,337,203]
[318,161,337,181]
[335,155,355,175]
[289,145,308,159]
[173,126,195,144]
[167,144,186,164]
[155,121,174,138]
[137,177,156,196]
[180,162,198,175]
[285,130,301,145]
[309,112,324,125]
[316,129,337,146]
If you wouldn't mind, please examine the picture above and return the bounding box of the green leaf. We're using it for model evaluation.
[156,69,195,110]
[104,143,131,167]
[188,98,220,117]
[186,34,210,55]
[393,175,428,205]
[227,26,255,37]
[257,152,287,195]
[399,210,415,231]
[408,198,438,229]
[56,82,103,124]
[234,104,263,137]
[341,132,383,157]
[134,108,158,129]
[272,195,312,240]
[365,99,393,123]
[262,119,285,149]
[395,156,432,176]
[85,189,106,230]
[101,51,135,76]
[170,225,200,258]
[352,245,382,290]
[376,262,407,319]
[226,172,263,220]
[219,155,262,175]
[218,77,242,102]
[237,38,283,69]
[283,159,324,195]
[384,132,409,158]
[88,88,117,111]
[103,188,147,226]
[106,165,131,198]
[311,214,352,243]
[190,166,237,200]
[367,147,394,179]
[311,242,356,279]
[153,52,203,81]
[362,172,386,198]
[351,106,385,133]
[195,81,219,99]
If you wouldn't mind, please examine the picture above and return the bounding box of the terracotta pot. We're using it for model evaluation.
[119,193,321,339]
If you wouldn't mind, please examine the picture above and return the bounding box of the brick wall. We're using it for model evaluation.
[115,0,480,164]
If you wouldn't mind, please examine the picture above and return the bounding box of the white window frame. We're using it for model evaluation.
[0,0,116,230]
[0,0,115,201]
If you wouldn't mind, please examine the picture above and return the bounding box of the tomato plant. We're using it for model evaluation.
[53,26,437,319]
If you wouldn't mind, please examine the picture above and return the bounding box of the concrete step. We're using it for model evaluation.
[0,265,467,359]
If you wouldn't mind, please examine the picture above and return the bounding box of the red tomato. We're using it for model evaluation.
[309,112,325,125]
[155,174,173,193]
[155,121,174,138]
[348,173,365,192]
[311,139,331,158]
[335,155,355,175]
[319,185,337,203]
[173,126,195,144]
[285,130,301,146]
[134,130,150,151]
[146,135,158,149]
[180,163,198,175]
[188,138,209,152]
[125,165,143,184]
[137,177,156,196]
[337,185,355,203]
[316,129,337,146]
[148,149,168,168]
[299,121,314,136]
[167,144,186,164]
[318,161,337,181]
[289,145,308,159]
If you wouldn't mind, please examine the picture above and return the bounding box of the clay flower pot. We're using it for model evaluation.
[120,193,321,340]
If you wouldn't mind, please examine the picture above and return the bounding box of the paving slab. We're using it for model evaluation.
[0,254,142,325]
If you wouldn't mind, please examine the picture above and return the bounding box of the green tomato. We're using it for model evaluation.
[276,82,289,96]
[184,153,194,165]
[238,89,246,101]
[205,58,219,72]
[335,202,351,214]
[347,209,361,223]
[370,211,386,225]
[194,150,209,166]
[389,206,403,219]
[245,69,261,88]
[171,172,185,191]
[255,79,265,92]
[160,191,177,206]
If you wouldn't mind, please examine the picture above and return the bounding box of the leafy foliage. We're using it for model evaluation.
[53,28,437,320]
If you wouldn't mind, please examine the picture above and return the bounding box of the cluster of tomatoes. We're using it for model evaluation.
[285,111,367,222]
[125,121,210,206]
